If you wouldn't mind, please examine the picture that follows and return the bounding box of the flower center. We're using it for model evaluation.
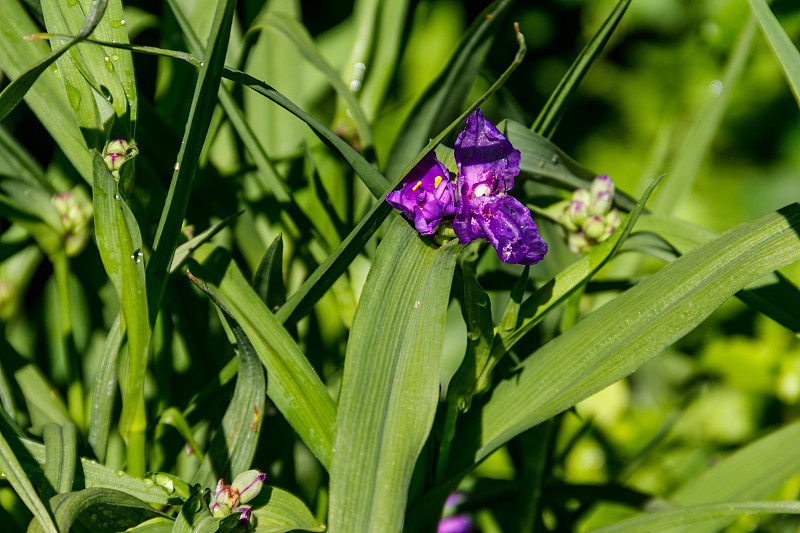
[473,183,492,197]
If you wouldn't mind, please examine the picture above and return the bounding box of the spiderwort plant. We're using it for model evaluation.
[209,470,267,528]
[387,109,548,265]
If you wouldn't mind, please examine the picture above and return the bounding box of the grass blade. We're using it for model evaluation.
[88,313,122,463]
[585,502,800,533]
[41,423,77,502]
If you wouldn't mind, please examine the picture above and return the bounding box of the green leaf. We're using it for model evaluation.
[532,0,631,137]
[92,152,150,475]
[0,0,90,178]
[748,0,800,109]
[29,488,169,533]
[146,0,237,330]
[186,244,336,470]
[254,233,286,310]
[634,213,800,335]
[585,501,800,533]
[254,12,374,152]
[187,276,266,487]
[0,429,58,533]
[88,314,122,463]
[384,0,515,180]
[446,201,800,480]
[41,423,77,502]
[666,419,800,533]
[249,487,325,533]
[328,219,460,533]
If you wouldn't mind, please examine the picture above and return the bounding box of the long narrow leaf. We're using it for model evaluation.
[187,271,266,488]
[92,152,150,475]
[447,201,800,479]
[532,0,632,138]
[0,430,58,533]
[186,244,336,470]
[328,219,460,533]
[748,0,800,109]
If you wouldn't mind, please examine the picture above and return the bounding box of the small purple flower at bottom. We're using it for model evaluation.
[453,109,547,265]
[438,514,477,533]
[386,152,457,235]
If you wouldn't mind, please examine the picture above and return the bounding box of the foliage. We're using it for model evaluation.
[1,0,800,532]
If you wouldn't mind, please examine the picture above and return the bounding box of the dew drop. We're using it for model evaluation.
[120,19,126,26]
[113,194,121,200]
[143,479,155,487]
[65,83,81,110]
[116,470,126,477]
[199,62,204,67]
[550,155,559,165]
[709,79,723,96]
[103,56,114,72]
[131,250,143,263]
[111,54,119,61]
[67,0,78,5]
[174,162,180,171]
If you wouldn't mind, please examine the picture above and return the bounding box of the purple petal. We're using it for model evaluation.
[455,109,520,198]
[386,152,456,235]
[438,515,476,533]
[469,195,548,265]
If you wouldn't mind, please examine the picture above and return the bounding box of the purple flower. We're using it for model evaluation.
[453,109,547,265]
[386,152,457,235]
[438,514,477,533]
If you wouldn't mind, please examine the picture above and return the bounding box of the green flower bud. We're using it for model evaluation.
[567,231,590,255]
[52,189,93,256]
[231,470,266,505]
[582,215,606,240]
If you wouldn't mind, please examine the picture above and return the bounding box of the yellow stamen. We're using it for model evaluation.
[434,176,443,188]
[412,180,423,191]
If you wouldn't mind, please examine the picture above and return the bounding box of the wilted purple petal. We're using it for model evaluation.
[438,514,476,533]
[386,152,456,235]
[467,195,548,265]
[455,109,520,197]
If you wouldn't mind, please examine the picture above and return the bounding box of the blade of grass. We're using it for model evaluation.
[88,314,123,463]
[448,201,800,480]
[585,502,800,533]
[41,423,77,502]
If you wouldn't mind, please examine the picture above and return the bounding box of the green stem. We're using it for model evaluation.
[126,426,146,478]
[435,402,459,484]
[52,252,84,431]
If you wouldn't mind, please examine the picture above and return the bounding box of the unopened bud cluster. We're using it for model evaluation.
[210,470,266,528]
[52,190,93,256]
[560,175,620,255]
[103,139,138,197]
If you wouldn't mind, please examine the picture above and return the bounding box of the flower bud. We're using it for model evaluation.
[604,207,620,230]
[52,190,93,256]
[583,216,606,240]
[231,470,266,505]
[589,175,615,215]
[567,231,590,255]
